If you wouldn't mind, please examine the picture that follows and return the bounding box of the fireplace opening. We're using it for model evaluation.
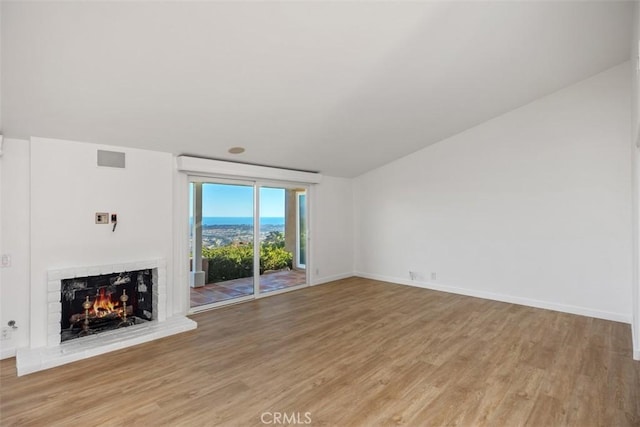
[60,269,154,342]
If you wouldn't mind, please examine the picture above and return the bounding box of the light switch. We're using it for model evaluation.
[1,254,10,268]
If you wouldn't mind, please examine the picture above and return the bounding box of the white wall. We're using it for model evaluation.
[631,1,640,360]
[633,1,639,140]
[633,144,639,359]
[355,62,633,322]
[29,137,174,348]
[1,136,354,354]
[311,176,354,284]
[0,139,30,358]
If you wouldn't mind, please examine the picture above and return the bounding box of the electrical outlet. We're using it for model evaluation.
[409,271,425,281]
[431,272,437,281]
[95,212,109,224]
[1,254,10,268]
[0,327,10,341]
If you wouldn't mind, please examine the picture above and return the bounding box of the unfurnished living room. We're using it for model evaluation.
[1,1,640,426]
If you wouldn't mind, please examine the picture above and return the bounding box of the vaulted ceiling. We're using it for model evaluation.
[1,1,634,177]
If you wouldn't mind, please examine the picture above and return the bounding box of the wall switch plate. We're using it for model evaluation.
[1,254,10,268]
[0,327,10,341]
[95,213,109,224]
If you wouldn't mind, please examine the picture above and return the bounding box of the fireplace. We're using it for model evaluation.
[16,259,197,376]
[60,269,154,342]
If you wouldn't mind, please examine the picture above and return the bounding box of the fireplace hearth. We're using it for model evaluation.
[16,259,197,376]
[61,269,153,342]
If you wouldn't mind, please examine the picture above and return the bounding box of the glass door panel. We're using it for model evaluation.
[297,192,307,268]
[259,186,307,293]
[189,181,255,309]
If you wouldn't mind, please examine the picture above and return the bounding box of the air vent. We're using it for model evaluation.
[97,150,125,168]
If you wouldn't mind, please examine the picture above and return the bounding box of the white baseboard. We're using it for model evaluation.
[1,347,17,360]
[632,323,640,361]
[312,272,354,286]
[355,272,631,324]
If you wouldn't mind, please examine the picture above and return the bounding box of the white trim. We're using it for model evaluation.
[355,272,632,324]
[189,294,255,314]
[175,169,191,316]
[46,259,167,348]
[177,156,322,184]
[305,185,314,288]
[258,283,308,298]
[254,184,261,297]
[312,272,354,286]
[633,143,640,360]
[295,191,307,269]
[189,175,256,186]
[633,323,640,360]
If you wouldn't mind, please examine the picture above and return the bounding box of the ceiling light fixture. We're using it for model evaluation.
[228,147,245,154]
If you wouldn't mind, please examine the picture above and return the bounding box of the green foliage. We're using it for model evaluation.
[202,244,254,282]
[263,231,285,249]
[202,236,293,283]
[261,243,293,272]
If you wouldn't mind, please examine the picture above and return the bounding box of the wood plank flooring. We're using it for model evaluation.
[1,277,639,426]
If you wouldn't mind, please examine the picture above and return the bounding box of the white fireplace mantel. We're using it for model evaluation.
[16,259,196,376]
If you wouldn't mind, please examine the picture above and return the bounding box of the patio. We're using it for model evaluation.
[190,269,306,307]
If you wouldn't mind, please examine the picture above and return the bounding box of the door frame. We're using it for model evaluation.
[295,190,307,269]
[188,176,258,313]
[256,181,310,298]
[186,176,311,314]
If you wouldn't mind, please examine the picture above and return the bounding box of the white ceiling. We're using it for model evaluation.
[1,1,634,177]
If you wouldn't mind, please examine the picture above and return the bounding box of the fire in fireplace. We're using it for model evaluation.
[60,269,153,342]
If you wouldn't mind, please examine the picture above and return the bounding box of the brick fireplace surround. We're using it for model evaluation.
[16,259,196,376]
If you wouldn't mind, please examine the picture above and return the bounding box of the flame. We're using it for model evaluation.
[92,288,120,318]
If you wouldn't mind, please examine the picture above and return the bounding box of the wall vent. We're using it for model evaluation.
[97,150,125,168]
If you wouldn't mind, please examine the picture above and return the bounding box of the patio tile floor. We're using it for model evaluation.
[190,269,307,308]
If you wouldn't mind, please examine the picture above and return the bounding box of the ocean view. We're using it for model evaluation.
[190,217,285,247]
[201,217,284,226]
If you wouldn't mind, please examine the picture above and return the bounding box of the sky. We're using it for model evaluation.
[191,184,285,217]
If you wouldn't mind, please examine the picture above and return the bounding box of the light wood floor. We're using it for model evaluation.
[1,277,639,426]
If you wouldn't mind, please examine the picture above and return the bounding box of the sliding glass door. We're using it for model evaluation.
[189,178,308,311]
[189,180,255,308]
[259,187,307,294]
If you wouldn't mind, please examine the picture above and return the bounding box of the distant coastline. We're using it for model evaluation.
[192,217,285,247]
[201,217,284,226]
